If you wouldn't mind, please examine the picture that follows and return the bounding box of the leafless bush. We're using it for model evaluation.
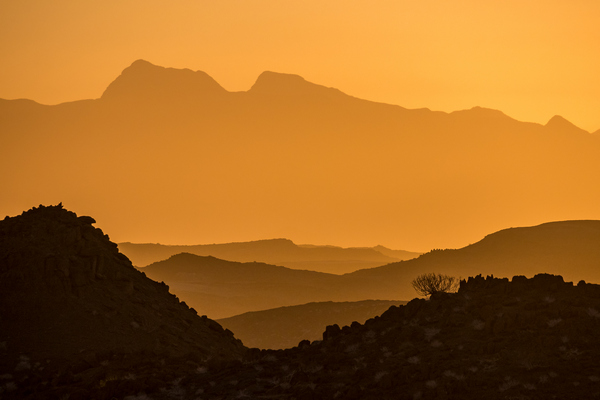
[411,273,459,296]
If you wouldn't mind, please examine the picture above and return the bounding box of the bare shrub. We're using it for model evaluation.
[411,273,459,296]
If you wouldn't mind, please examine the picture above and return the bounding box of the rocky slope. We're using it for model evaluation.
[0,205,245,398]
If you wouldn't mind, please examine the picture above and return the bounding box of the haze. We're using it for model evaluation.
[1,1,599,132]
[1,1,600,252]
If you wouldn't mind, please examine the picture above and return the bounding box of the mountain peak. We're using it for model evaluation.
[545,115,588,134]
[249,71,345,99]
[450,106,510,120]
[101,60,226,102]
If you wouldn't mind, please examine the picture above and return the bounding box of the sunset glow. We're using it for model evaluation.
[1,1,600,252]
[1,1,598,132]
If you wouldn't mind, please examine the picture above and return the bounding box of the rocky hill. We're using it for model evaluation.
[7,263,600,398]
[223,273,600,400]
[0,205,246,398]
[217,300,406,350]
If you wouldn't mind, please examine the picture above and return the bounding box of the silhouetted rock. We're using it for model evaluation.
[4,227,600,400]
[0,204,245,398]
[225,273,600,399]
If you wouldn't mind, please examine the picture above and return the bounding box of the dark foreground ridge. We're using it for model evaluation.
[0,205,245,398]
[2,206,600,399]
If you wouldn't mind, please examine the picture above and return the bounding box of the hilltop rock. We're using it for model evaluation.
[0,204,245,398]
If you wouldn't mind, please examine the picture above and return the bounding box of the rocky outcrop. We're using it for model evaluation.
[0,204,245,398]
[207,273,599,399]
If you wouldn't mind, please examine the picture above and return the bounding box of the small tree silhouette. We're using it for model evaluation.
[411,272,459,296]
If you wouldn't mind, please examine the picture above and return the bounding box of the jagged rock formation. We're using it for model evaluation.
[0,205,245,398]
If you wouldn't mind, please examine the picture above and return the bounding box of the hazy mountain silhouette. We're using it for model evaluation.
[350,220,600,297]
[217,300,406,350]
[544,114,589,135]
[138,253,375,318]
[101,59,227,103]
[119,238,419,274]
[139,220,600,318]
[0,205,245,390]
[2,60,599,250]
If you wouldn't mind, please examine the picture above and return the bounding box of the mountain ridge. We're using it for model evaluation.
[2,60,600,251]
[137,219,600,319]
[100,59,227,102]
[3,59,588,133]
[118,238,417,274]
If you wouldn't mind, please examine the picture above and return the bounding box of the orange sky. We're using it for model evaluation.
[2,1,600,253]
[1,0,599,132]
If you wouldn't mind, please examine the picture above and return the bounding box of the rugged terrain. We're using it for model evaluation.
[2,206,600,399]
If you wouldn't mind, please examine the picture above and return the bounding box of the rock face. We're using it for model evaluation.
[0,204,245,398]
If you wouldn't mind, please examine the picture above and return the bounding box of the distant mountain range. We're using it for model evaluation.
[2,60,599,250]
[139,220,600,319]
[119,238,420,273]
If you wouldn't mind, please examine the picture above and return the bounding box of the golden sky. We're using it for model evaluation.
[1,0,599,132]
[2,1,600,253]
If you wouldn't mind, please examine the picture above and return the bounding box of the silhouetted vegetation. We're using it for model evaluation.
[411,272,459,296]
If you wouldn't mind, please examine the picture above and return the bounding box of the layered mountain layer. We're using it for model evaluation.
[2,60,599,250]
[118,239,419,274]
[137,219,600,319]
